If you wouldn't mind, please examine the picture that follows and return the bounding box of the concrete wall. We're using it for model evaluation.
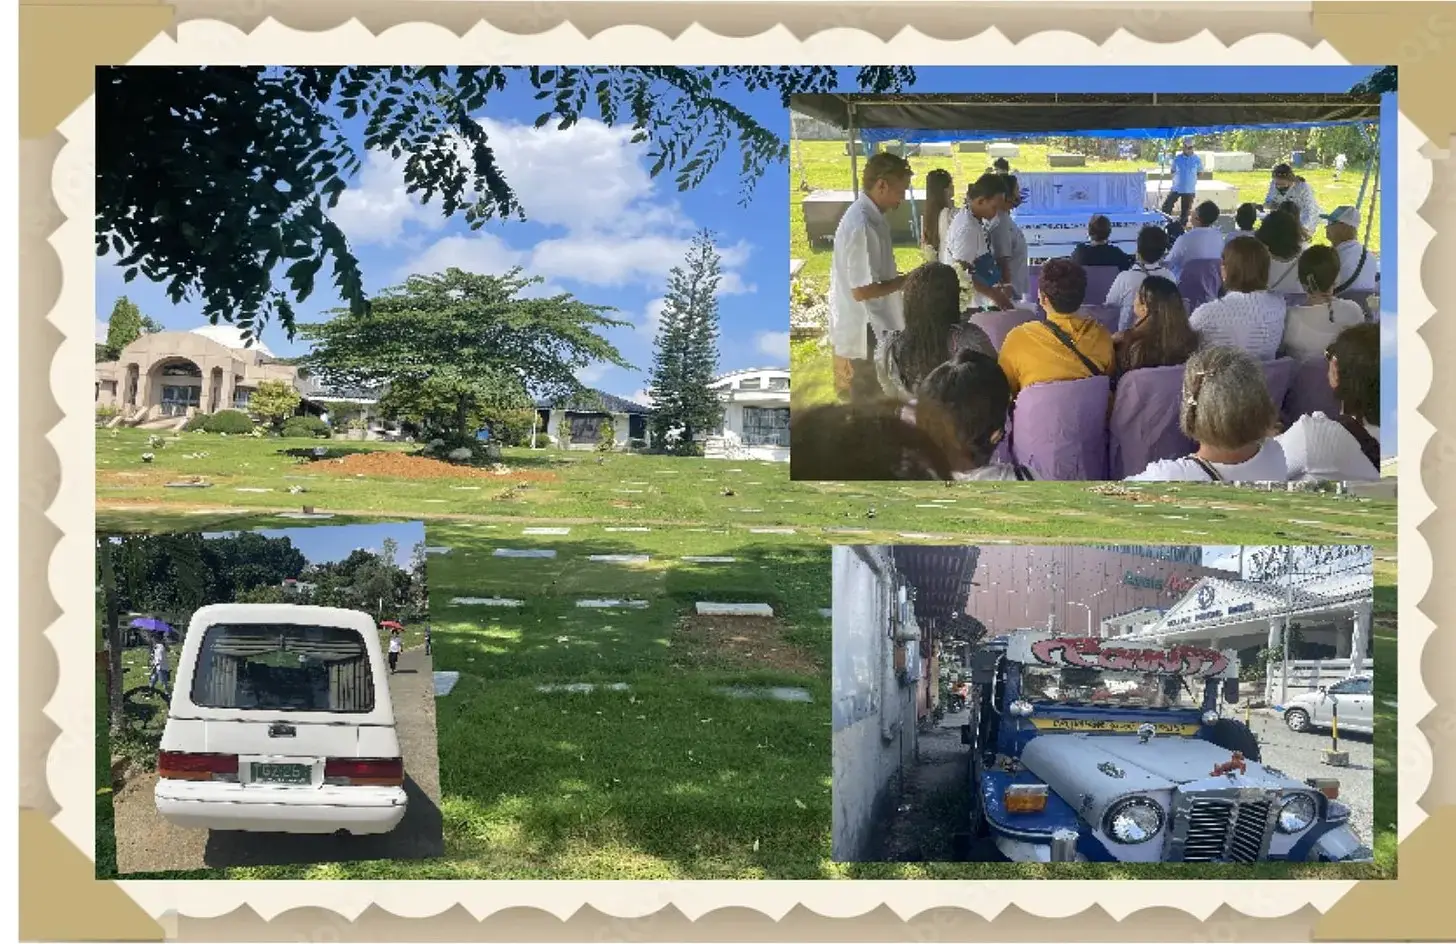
[832,546,920,862]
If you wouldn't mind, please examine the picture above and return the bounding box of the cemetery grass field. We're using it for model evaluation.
[95,429,1397,878]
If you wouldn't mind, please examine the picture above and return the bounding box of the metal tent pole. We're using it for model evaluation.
[903,140,922,245]
[847,102,860,194]
[1353,122,1376,213]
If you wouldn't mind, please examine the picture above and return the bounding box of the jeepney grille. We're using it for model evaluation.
[1180,798,1272,862]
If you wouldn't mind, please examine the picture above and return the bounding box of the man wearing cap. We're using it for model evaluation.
[1263,163,1322,236]
[1323,204,1379,293]
[1161,139,1202,228]
[829,151,912,402]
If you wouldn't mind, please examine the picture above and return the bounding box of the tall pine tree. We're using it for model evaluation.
[99,295,165,362]
[648,231,725,455]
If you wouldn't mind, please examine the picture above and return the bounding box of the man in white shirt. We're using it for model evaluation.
[1163,201,1225,279]
[149,634,171,696]
[1333,152,1347,181]
[1321,204,1379,293]
[829,151,913,402]
[1263,163,1321,236]
[945,173,1014,310]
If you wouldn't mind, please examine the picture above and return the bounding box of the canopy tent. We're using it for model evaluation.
[790,92,1380,141]
[792,92,1381,259]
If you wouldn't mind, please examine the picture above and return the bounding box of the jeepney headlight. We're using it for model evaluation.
[1103,796,1165,844]
[1201,710,1220,725]
[1277,793,1318,833]
[1009,700,1034,717]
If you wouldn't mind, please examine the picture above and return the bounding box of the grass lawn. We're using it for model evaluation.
[790,139,1382,293]
[94,430,1398,878]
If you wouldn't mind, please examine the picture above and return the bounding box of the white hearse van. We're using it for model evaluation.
[154,603,408,835]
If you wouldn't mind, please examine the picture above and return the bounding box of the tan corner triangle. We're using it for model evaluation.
[19,4,176,141]
[1314,806,1456,941]
[1312,1,1456,147]
[19,809,164,942]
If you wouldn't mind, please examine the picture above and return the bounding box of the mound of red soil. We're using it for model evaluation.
[310,452,558,483]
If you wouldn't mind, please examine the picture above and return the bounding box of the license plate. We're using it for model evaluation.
[252,763,310,785]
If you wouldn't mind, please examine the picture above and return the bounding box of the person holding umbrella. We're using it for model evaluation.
[149,631,171,696]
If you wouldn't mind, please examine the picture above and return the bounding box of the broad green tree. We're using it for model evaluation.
[98,296,164,362]
[300,268,629,445]
[250,379,303,430]
[96,66,915,339]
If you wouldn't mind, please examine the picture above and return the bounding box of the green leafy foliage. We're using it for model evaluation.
[249,379,303,430]
[596,417,616,452]
[648,231,725,455]
[299,267,630,443]
[96,66,916,338]
[201,409,255,434]
[280,415,330,439]
[98,296,164,362]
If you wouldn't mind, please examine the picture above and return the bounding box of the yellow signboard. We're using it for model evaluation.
[1029,718,1200,736]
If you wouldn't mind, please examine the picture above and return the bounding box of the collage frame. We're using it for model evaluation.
[17,1,1453,940]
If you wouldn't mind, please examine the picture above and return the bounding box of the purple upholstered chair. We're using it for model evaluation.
[1078,305,1122,335]
[1261,357,1296,409]
[1107,364,1196,479]
[1082,266,1122,307]
[1280,292,1309,309]
[1178,258,1222,311]
[1280,355,1342,429]
[1008,375,1112,481]
[968,308,1038,351]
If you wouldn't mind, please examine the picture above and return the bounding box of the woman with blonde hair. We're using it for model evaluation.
[1126,346,1287,482]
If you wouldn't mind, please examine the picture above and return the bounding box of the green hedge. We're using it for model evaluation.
[280,415,330,439]
[201,410,255,434]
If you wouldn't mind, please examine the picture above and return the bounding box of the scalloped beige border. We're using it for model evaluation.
[17,1,1447,941]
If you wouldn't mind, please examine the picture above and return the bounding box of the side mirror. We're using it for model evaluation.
[1222,679,1240,704]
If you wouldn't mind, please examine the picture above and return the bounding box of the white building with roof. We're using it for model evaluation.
[1124,573,1375,702]
[703,367,790,462]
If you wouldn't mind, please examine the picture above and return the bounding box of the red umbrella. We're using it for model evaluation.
[380,620,404,630]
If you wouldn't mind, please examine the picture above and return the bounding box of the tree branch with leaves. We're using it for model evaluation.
[96,66,916,340]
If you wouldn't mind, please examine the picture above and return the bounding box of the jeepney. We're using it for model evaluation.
[960,631,1372,864]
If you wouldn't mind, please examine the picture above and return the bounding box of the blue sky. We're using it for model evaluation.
[96,66,1393,439]
[96,73,793,406]
[203,521,425,569]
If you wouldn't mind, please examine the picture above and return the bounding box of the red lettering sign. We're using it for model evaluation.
[1029,637,1228,676]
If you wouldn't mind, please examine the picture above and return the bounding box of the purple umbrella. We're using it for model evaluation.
[130,617,177,636]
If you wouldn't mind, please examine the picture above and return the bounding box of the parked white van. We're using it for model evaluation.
[154,603,408,835]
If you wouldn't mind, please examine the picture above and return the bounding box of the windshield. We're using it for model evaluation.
[1020,665,1201,710]
[190,622,375,713]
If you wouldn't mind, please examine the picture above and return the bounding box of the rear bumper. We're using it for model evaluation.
[154,779,407,835]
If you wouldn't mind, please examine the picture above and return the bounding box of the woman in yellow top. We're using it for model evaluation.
[997,257,1115,396]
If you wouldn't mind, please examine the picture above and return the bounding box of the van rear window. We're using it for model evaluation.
[190,623,375,713]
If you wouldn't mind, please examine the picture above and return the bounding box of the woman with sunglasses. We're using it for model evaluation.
[1275,322,1382,482]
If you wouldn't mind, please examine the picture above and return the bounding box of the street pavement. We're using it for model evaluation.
[112,645,444,874]
[1247,707,1375,848]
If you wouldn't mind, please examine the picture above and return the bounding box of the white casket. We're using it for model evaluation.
[1011,171,1167,263]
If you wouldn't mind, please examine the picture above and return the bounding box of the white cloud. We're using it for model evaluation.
[628,388,653,407]
[640,297,669,338]
[96,320,108,343]
[330,151,448,246]
[377,117,755,298]
[578,363,611,385]
[755,331,790,362]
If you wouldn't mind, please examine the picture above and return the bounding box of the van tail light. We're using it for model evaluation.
[1004,783,1049,814]
[158,751,239,782]
[324,757,404,787]
[1306,777,1340,800]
